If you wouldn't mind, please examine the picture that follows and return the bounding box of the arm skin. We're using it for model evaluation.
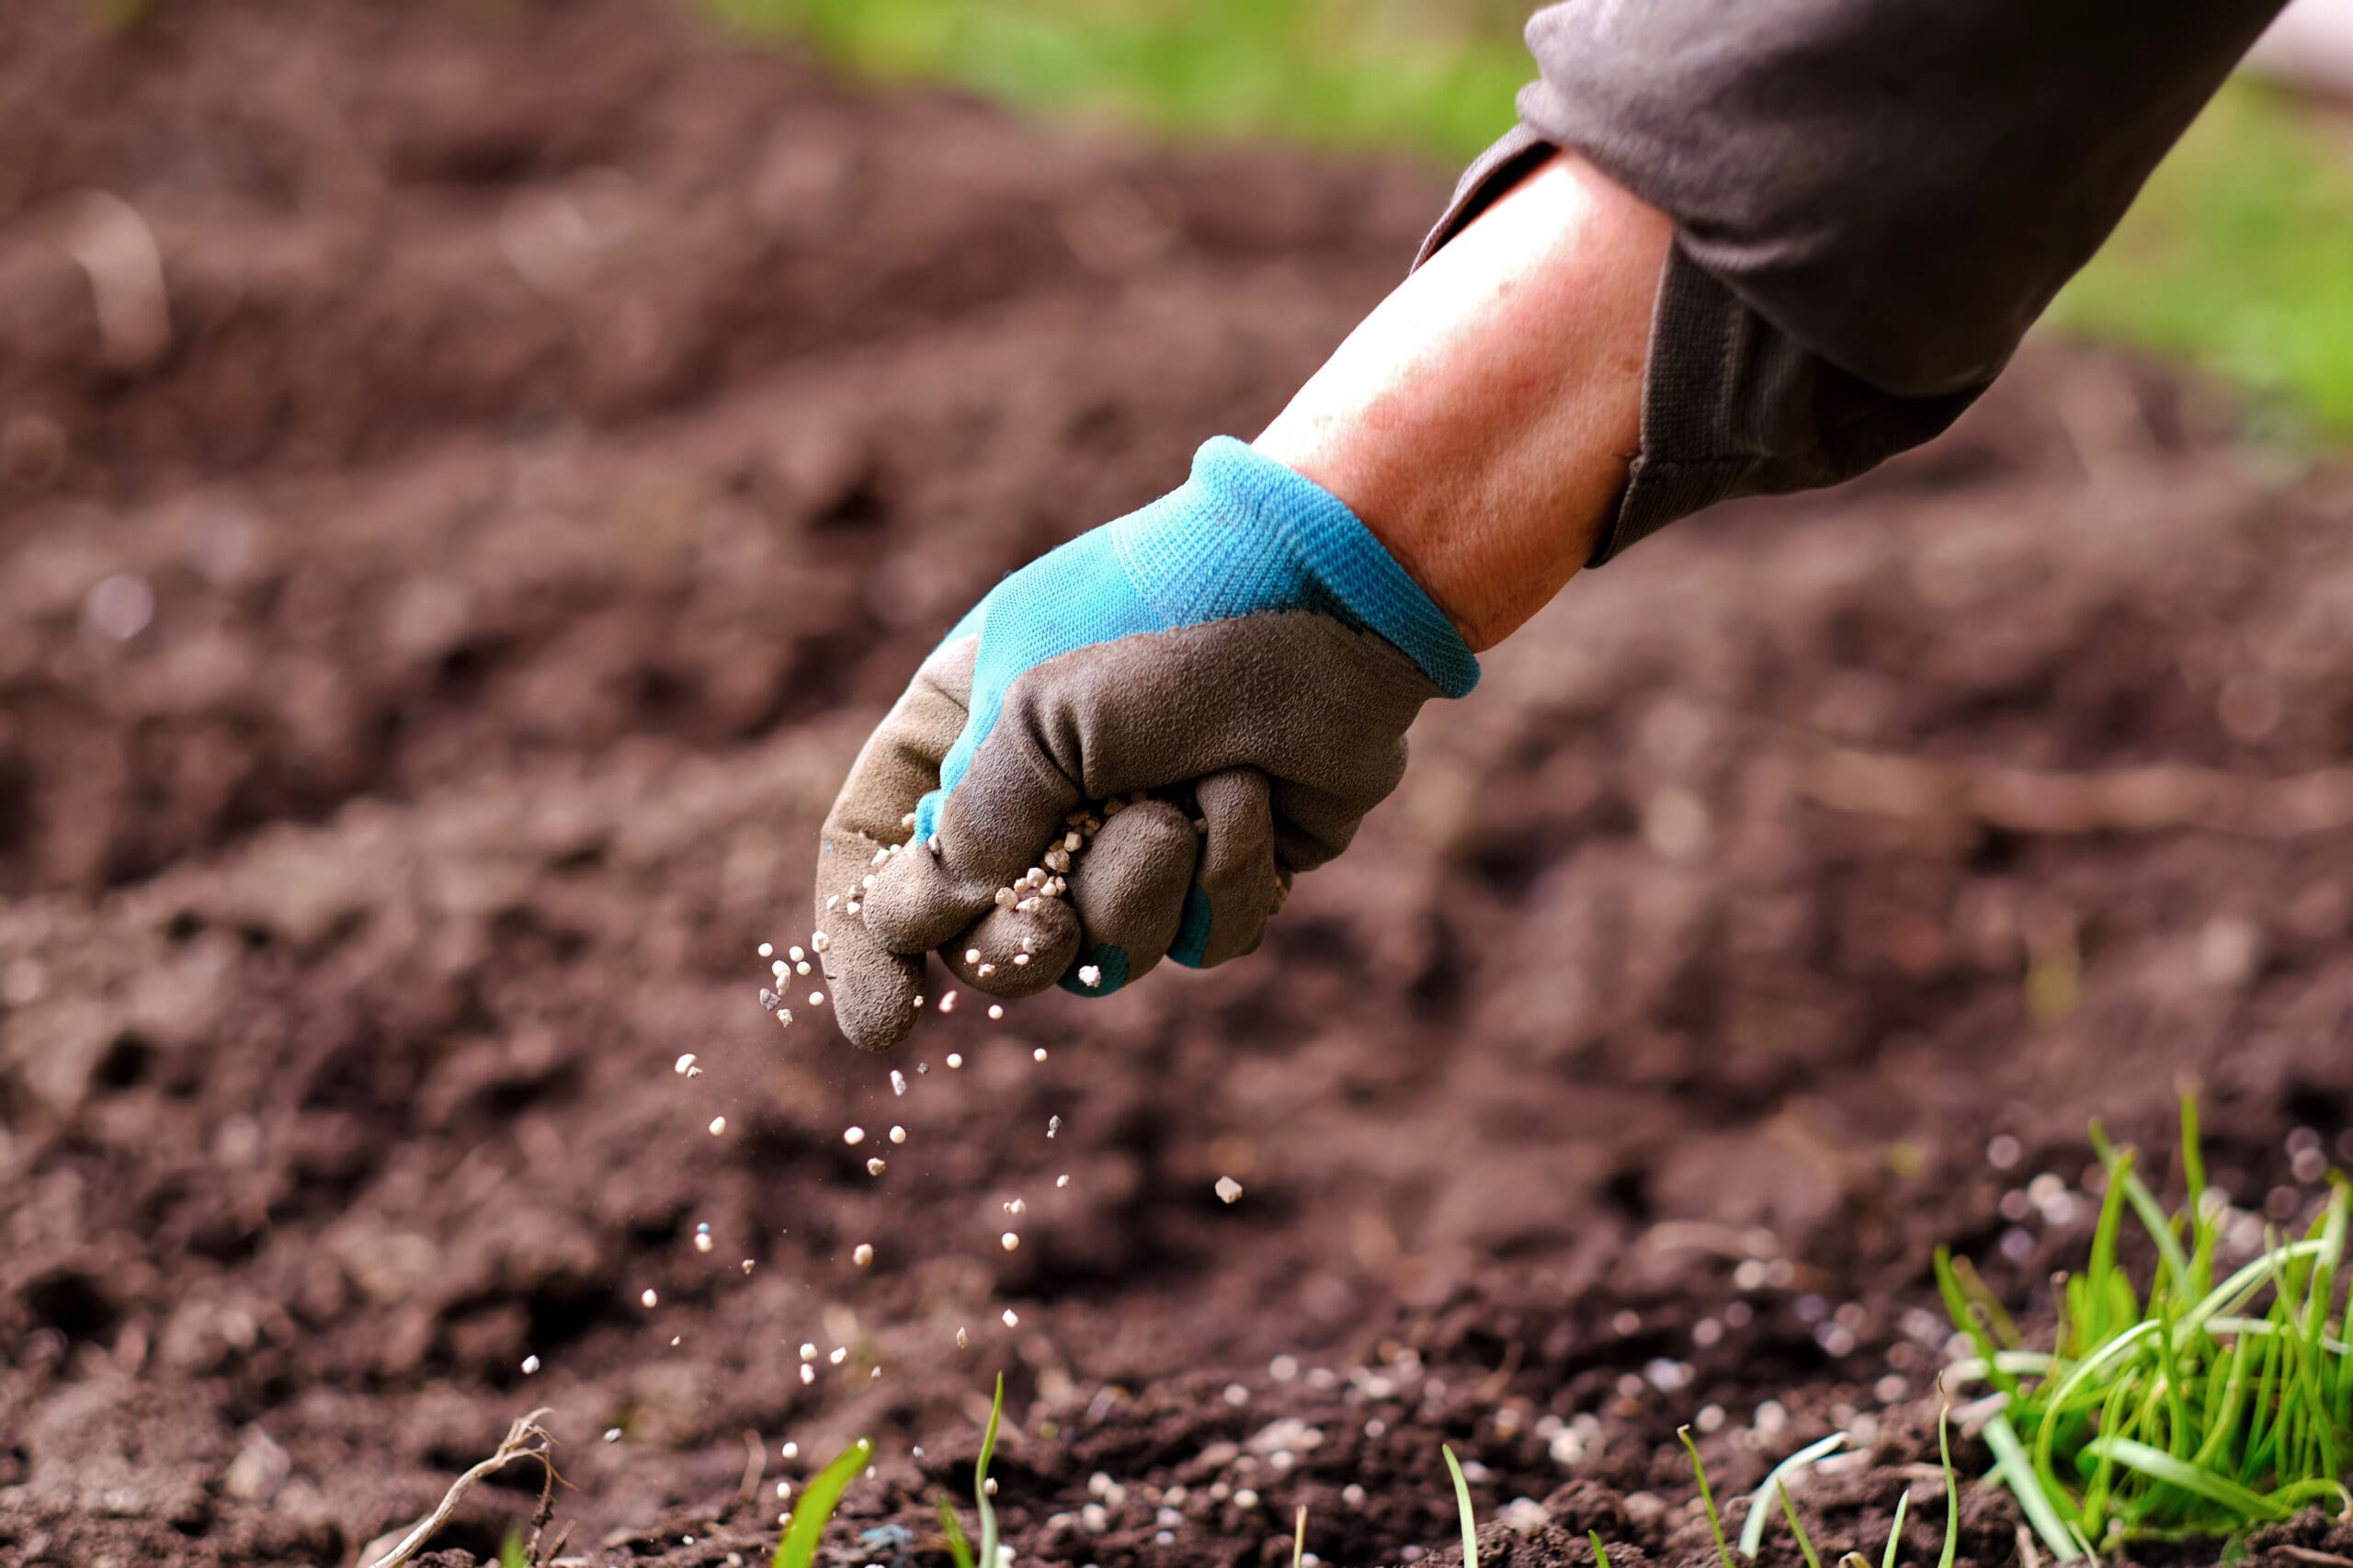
[1254,151,1672,653]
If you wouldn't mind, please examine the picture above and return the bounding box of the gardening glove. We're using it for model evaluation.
[812,437,1479,1051]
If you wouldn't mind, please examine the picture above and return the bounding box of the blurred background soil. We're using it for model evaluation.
[4,4,2353,1567]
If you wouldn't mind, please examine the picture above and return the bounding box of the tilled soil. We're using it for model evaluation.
[5,4,2353,1568]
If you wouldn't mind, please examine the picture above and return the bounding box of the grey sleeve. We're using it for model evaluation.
[1420,0,2290,563]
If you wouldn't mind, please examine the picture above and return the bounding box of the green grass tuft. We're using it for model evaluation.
[1941,1098,2353,1551]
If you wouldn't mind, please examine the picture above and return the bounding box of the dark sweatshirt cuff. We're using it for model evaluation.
[1415,132,1988,565]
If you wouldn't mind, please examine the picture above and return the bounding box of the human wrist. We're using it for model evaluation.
[1252,149,1670,653]
[1147,438,1477,698]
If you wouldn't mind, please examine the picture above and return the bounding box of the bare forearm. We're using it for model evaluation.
[1253,151,1670,653]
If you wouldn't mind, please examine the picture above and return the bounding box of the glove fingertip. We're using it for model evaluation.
[1058,944,1131,997]
[1165,886,1215,970]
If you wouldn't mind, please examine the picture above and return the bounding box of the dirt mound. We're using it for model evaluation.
[5,3,2353,1567]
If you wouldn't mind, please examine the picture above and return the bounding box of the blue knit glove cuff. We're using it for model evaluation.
[1113,437,1481,699]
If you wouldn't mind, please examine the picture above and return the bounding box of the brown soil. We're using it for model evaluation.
[5,4,2353,1568]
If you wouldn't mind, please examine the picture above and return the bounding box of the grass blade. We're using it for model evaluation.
[1589,1531,1614,1568]
[1984,1412,2084,1562]
[1777,1483,1824,1568]
[772,1437,872,1568]
[1293,1506,1308,1568]
[1740,1433,1849,1559]
[1935,1413,1960,1568]
[976,1373,1005,1568]
[938,1498,975,1568]
[1443,1445,1479,1568]
[2083,1437,2291,1522]
[1878,1487,1912,1568]
[1678,1426,1738,1568]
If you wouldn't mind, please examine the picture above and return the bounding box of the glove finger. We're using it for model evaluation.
[1060,798,1199,995]
[862,711,1085,956]
[1170,766,1284,969]
[811,827,930,1051]
[813,637,975,1051]
[938,893,1081,1000]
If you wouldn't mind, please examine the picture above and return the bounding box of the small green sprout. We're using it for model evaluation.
[773,1436,874,1568]
[1442,1444,1480,1568]
[1775,1483,1824,1568]
[938,1372,1008,1568]
[1679,1426,1738,1568]
[1739,1431,1847,1557]
[1589,1529,1614,1568]
[1695,1408,1961,1568]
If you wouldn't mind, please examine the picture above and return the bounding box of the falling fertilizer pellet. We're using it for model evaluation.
[1215,1176,1244,1204]
[1001,1232,1019,1251]
[709,1116,728,1136]
[1047,1115,1061,1138]
[828,1346,847,1365]
[694,1232,713,1253]
[1077,965,1101,987]
[888,1125,906,1143]
[946,1053,963,1069]
[867,1157,886,1176]
[674,1052,697,1075]
[1032,1047,1048,1062]
[956,1327,969,1348]
[641,1288,659,1308]
[604,1428,622,1444]
[843,1126,865,1145]
[988,1005,1005,1020]
[810,990,825,1006]
[521,1355,540,1374]
[891,1070,907,1096]
[853,1243,875,1267]
[759,942,774,959]
[939,992,959,1015]
[780,1441,799,1460]
[800,1343,817,1361]
[1004,1199,1025,1215]
[1057,1174,1071,1188]
[1002,1308,1019,1327]
[800,1364,815,1385]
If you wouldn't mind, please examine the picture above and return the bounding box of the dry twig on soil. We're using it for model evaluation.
[360,1408,557,1568]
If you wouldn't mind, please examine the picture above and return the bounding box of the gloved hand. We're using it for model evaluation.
[811,437,1479,1051]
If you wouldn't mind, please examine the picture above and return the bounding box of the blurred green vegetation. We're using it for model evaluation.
[711,0,2353,436]
[2050,85,2353,437]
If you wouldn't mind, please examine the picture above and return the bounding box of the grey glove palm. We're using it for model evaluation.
[812,438,1478,1050]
